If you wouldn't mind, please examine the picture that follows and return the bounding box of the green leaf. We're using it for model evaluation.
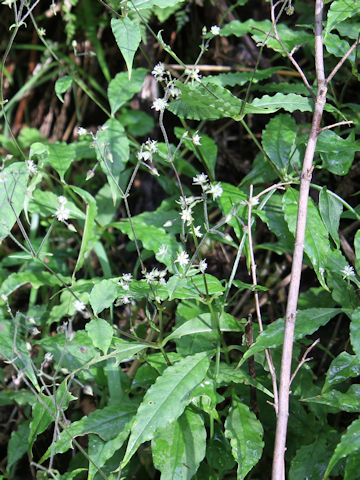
[108,68,147,115]
[262,114,297,175]
[224,400,264,479]
[350,307,360,357]
[165,274,224,300]
[130,0,183,8]
[345,454,360,480]
[252,93,313,113]
[240,308,340,364]
[46,142,76,181]
[283,187,330,288]
[324,418,360,477]
[303,384,360,412]
[90,279,118,315]
[55,75,72,103]
[317,130,359,175]
[40,401,137,462]
[70,186,97,276]
[319,187,343,248]
[0,162,29,241]
[85,318,113,354]
[96,118,130,204]
[355,230,360,275]
[121,352,210,468]
[152,407,206,480]
[8,420,30,470]
[164,312,242,345]
[325,0,360,35]
[111,337,148,363]
[323,352,360,392]
[0,269,64,301]
[111,17,141,79]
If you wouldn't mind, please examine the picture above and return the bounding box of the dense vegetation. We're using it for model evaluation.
[0,0,360,479]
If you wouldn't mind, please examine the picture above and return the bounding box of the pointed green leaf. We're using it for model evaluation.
[325,0,360,35]
[111,17,141,79]
[152,408,206,480]
[46,142,76,181]
[262,114,297,174]
[317,130,359,175]
[85,318,113,354]
[319,187,342,248]
[108,68,147,115]
[90,279,118,315]
[111,337,148,363]
[323,352,360,392]
[283,187,330,288]
[225,400,264,479]
[303,384,360,412]
[324,418,360,477]
[252,93,313,113]
[0,162,29,241]
[55,75,72,103]
[240,308,340,365]
[122,352,210,468]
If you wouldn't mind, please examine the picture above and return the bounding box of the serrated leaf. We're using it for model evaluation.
[90,279,118,315]
[303,384,360,412]
[111,17,141,79]
[152,407,206,480]
[324,418,360,477]
[121,352,210,468]
[350,307,360,357]
[225,400,264,479]
[164,312,242,345]
[283,187,330,288]
[108,68,147,115]
[325,0,360,35]
[323,352,360,392]
[240,308,340,364]
[55,75,72,103]
[319,187,342,248]
[262,114,297,174]
[252,93,313,113]
[0,162,29,241]
[85,318,113,354]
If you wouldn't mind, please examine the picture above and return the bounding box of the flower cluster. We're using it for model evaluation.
[184,67,202,84]
[192,173,223,200]
[26,159,37,176]
[143,268,167,285]
[118,273,133,290]
[136,139,159,176]
[55,196,70,223]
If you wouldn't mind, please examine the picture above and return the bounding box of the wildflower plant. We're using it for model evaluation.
[0,1,360,480]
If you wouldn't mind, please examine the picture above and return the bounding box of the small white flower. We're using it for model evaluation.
[0,171,7,184]
[145,270,156,283]
[175,251,190,268]
[185,67,201,83]
[152,62,166,81]
[26,160,37,175]
[181,207,193,225]
[152,97,169,112]
[2,0,15,8]
[193,173,208,186]
[157,244,168,256]
[341,265,355,279]
[56,206,70,222]
[74,300,86,312]
[44,352,53,362]
[208,183,223,200]
[57,195,67,205]
[145,139,158,154]
[192,131,201,146]
[38,28,46,37]
[211,25,221,36]
[122,273,132,282]
[199,259,207,273]
[77,127,88,136]
[119,295,131,305]
[168,84,181,98]
[163,220,173,228]
[1,294,8,302]
[194,225,202,238]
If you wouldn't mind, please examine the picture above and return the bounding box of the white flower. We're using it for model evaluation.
[208,183,223,200]
[192,131,201,146]
[152,62,166,81]
[157,244,168,256]
[211,25,221,36]
[181,207,193,225]
[168,84,181,98]
[163,220,173,228]
[120,295,131,305]
[185,67,201,83]
[341,265,355,279]
[0,171,7,184]
[1,294,8,302]
[44,352,53,362]
[152,98,169,112]
[2,0,15,8]
[122,273,132,282]
[194,226,202,238]
[26,160,37,175]
[144,270,156,283]
[199,259,207,273]
[175,251,190,268]
[38,28,46,37]
[77,127,88,136]
[193,173,208,186]
[74,300,86,312]
[57,195,67,205]
[145,139,158,154]
[56,205,70,222]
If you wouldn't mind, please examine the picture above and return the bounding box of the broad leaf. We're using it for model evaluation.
[319,187,342,248]
[262,114,297,175]
[224,400,264,479]
[325,0,360,36]
[7,420,30,470]
[0,162,29,241]
[111,337,148,364]
[121,352,210,467]
[323,352,360,392]
[240,308,340,364]
[108,68,147,115]
[86,318,113,354]
[252,93,313,113]
[317,130,359,175]
[324,418,360,477]
[90,279,118,315]
[152,407,206,480]
[111,17,141,79]
[303,384,360,412]
[55,75,72,103]
[46,142,76,181]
